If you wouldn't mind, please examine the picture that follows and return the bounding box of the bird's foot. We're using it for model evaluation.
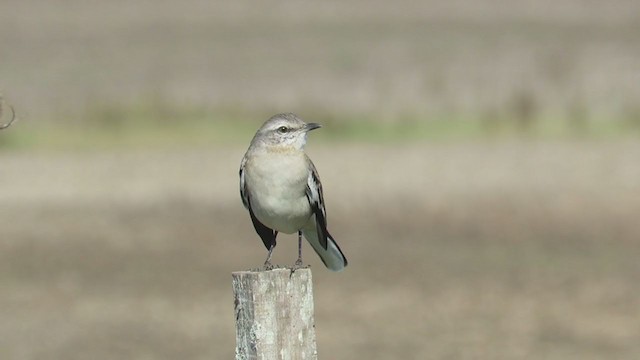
[290,258,307,274]
[263,260,275,271]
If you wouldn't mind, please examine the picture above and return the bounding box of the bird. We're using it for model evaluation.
[239,113,347,272]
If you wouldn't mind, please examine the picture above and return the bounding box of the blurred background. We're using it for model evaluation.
[1,1,640,359]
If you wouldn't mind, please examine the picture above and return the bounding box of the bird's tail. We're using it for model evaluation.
[302,224,348,272]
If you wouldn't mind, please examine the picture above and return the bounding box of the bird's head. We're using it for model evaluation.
[253,113,321,151]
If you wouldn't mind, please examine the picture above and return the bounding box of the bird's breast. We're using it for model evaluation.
[245,151,312,233]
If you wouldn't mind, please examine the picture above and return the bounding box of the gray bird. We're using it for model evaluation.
[239,113,347,271]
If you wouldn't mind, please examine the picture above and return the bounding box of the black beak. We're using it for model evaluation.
[305,123,322,131]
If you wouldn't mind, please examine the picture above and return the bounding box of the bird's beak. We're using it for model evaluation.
[305,123,322,132]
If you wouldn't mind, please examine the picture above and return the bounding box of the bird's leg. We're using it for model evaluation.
[263,244,275,270]
[292,231,304,270]
[263,231,277,271]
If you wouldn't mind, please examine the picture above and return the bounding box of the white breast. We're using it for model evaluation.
[244,151,312,233]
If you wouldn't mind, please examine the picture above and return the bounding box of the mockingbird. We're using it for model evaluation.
[239,113,347,271]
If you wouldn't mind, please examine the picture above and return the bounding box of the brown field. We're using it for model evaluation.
[2,0,640,120]
[2,141,639,359]
[2,0,640,358]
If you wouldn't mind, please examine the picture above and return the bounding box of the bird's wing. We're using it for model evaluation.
[305,157,329,250]
[240,155,276,250]
[248,198,277,250]
[239,156,250,210]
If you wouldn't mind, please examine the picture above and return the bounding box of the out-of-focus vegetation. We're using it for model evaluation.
[2,104,640,151]
[2,1,640,151]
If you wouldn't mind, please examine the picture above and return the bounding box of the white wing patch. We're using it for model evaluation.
[305,157,330,249]
[306,159,326,220]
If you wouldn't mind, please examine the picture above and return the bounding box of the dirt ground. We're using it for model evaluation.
[1,141,639,359]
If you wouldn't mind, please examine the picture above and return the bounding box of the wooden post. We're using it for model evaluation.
[232,268,318,360]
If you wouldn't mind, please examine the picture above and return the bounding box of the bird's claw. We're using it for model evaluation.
[263,261,274,271]
[290,258,306,275]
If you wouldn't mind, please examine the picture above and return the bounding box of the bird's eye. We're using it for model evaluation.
[277,126,288,133]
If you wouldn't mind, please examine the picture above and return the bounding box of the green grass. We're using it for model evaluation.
[0,105,259,151]
[1,105,639,152]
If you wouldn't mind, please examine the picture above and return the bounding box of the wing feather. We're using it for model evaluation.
[240,155,276,250]
[305,157,329,250]
[239,156,250,210]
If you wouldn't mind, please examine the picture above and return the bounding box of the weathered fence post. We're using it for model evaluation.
[232,268,318,360]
